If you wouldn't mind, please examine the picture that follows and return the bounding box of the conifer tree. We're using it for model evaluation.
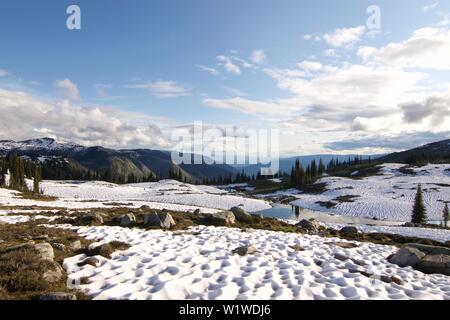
[411,184,427,224]
[443,203,449,228]
[33,164,41,194]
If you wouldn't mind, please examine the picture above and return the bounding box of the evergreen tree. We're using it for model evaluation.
[318,159,325,176]
[33,164,41,194]
[411,184,427,224]
[443,203,449,227]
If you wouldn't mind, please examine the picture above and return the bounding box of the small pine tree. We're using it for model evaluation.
[411,184,427,224]
[443,203,449,228]
[33,165,41,194]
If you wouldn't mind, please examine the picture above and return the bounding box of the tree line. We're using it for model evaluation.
[0,154,42,193]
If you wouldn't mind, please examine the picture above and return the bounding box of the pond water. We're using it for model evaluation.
[255,204,403,227]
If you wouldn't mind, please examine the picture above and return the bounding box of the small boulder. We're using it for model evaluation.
[143,212,176,229]
[159,212,176,229]
[296,219,320,233]
[402,222,415,228]
[77,213,104,226]
[232,245,257,256]
[193,209,201,214]
[34,242,55,261]
[198,211,236,226]
[78,257,100,267]
[389,245,426,268]
[117,213,136,227]
[389,243,450,276]
[339,226,359,235]
[39,292,77,301]
[42,261,64,283]
[325,241,359,249]
[230,207,252,223]
[69,240,82,251]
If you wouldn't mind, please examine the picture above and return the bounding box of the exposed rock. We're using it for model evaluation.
[296,219,320,233]
[77,212,104,226]
[380,275,404,285]
[69,240,82,251]
[159,212,176,229]
[389,243,450,276]
[140,205,151,211]
[143,212,176,229]
[143,212,160,226]
[334,253,349,261]
[325,241,359,249]
[42,261,64,283]
[193,209,201,214]
[117,213,136,227]
[39,292,77,301]
[402,222,415,227]
[389,245,426,268]
[230,207,252,223]
[339,226,359,235]
[232,245,257,256]
[34,242,55,261]
[78,257,100,267]
[198,211,236,226]
[289,245,305,252]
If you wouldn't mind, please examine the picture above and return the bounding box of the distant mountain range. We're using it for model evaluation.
[380,139,450,164]
[0,138,237,183]
[1,138,449,182]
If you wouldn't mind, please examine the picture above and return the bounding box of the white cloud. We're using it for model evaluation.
[323,49,338,57]
[324,26,366,48]
[0,88,172,149]
[250,50,268,65]
[0,69,10,77]
[203,97,298,117]
[222,87,248,97]
[423,2,439,12]
[358,27,450,70]
[196,64,220,76]
[216,55,241,75]
[55,79,81,101]
[126,81,191,98]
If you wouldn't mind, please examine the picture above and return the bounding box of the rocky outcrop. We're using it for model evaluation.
[232,245,257,256]
[143,212,176,229]
[76,212,104,226]
[389,243,450,276]
[339,226,359,235]
[230,207,252,223]
[296,219,320,233]
[116,213,136,227]
[198,211,236,226]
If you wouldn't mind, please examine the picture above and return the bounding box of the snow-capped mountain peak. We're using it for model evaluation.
[0,137,84,153]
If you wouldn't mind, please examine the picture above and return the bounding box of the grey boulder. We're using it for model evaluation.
[230,207,253,223]
[389,243,450,276]
[143,212,176,229]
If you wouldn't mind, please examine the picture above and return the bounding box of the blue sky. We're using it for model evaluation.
[0,0,449,156]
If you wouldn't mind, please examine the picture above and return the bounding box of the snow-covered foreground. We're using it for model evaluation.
[290,164,450,222]
[0,179,271,213]
[60,225,450,300]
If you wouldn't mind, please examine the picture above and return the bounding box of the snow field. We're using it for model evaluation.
[60,225,450,300]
